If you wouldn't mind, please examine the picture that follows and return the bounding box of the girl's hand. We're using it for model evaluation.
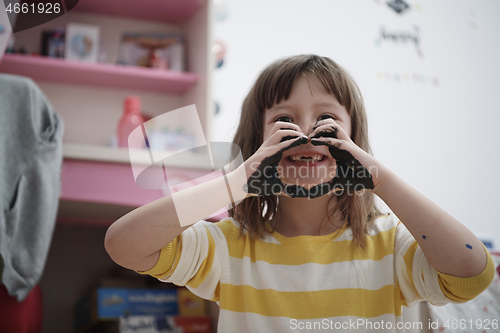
[307,118,381,193]
[238,121,310,197]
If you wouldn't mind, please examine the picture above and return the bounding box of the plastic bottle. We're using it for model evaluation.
[117,95,145,148]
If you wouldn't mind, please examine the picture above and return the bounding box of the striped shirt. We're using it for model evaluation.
[140,213,495,332]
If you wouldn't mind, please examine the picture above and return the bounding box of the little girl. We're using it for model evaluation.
[105,55,494,332]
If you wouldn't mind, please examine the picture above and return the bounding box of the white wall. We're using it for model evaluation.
[210,0,500,248]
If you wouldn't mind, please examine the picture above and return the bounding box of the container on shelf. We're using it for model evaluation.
[117,95,146,148]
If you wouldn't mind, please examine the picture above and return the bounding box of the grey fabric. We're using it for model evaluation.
[0,73,64,301]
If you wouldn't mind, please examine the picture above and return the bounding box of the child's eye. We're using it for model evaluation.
[318,114,335,121]
[275,116,293,123]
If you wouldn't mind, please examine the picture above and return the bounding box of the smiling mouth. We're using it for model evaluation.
[286,154,326,163]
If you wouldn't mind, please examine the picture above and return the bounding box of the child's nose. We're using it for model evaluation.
[298,125,310,136]
[303,121,318,137]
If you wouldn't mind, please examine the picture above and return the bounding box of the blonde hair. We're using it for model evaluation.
[228,54,382,247]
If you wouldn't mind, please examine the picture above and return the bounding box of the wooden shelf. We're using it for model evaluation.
[58,155,228,224]
[0,54,198,94]
[58,155,228,225]
[74,0,207,24]
[60,143,213,207]
[60,143,220,208]
[63,143,215,169]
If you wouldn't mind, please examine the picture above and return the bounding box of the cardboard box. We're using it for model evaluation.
[177,288,206,317]
[173,316,211,333]
[119,316,210,333]
[75,288,178,332]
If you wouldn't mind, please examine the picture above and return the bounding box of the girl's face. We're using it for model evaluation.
[263,74,352,189]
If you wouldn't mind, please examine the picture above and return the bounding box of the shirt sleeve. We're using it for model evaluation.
[394,220,495,307]
[137,220,232,302]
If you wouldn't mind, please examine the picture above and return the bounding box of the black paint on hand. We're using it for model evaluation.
[245,125,374,199]
[308,128,375,197]
[246,135,310,197]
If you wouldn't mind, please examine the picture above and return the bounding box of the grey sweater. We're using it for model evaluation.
[0,73,64,301]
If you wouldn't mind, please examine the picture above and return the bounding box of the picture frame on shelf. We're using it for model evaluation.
[65,23,100,63]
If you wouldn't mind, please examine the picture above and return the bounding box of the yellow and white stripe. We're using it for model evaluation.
[141,213,495,333]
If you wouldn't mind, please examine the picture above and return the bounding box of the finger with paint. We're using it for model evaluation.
[241,121,309,197]
[308,120,375,194]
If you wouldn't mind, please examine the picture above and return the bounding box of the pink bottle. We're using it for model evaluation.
[117,95,145,148]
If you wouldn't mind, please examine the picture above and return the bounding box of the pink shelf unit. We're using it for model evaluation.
[59,159,229,225]
[60,159,210,207]
[74,0,207,23]
[0,54,198,94]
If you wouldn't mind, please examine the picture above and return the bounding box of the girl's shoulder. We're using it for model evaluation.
[366,212,400,236]
[211,217,276,243]
[210,216,242,239]
[213,216,241,229]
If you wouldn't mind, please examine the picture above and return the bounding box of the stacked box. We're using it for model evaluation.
[119,316,210,333]
[177,287,206,317]
[74,288,178,331]
[75,287,209,332]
